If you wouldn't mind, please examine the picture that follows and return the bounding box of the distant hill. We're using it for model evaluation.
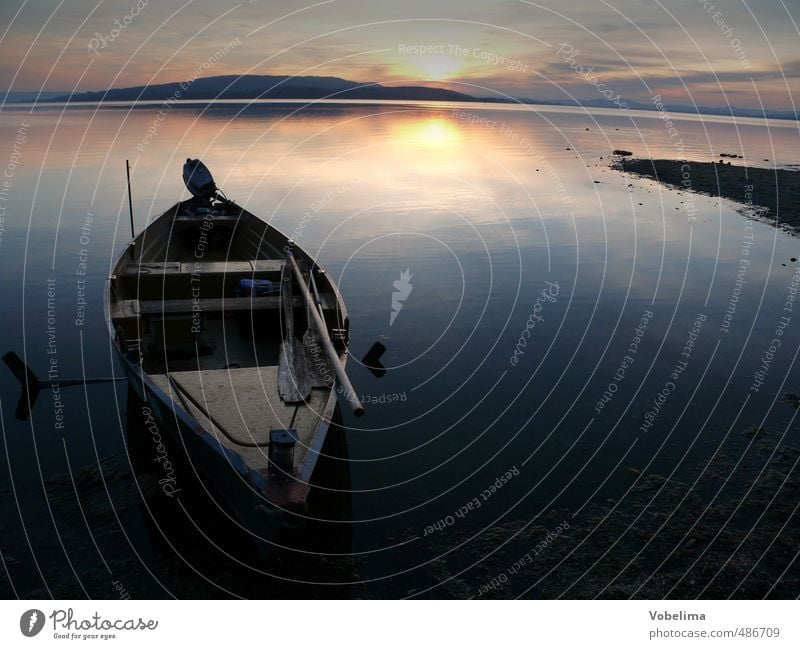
[43,74,475,103]
[25,74,797,121]
[4,90,70,103]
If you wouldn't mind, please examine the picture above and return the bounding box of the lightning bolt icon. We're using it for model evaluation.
[28,611,37,632]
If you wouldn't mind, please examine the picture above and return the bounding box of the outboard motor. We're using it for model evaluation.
[182,158,217,199]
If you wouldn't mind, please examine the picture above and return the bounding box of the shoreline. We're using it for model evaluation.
[614,158,800,234]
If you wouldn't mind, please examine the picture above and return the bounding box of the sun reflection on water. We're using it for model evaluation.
[396,117,463,148]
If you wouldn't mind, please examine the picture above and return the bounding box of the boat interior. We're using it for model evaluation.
[109,197,348,477]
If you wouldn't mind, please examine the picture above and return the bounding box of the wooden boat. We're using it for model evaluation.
[106,160,363,545]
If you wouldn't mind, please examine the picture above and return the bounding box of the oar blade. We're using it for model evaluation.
[361,341,387,379]
[3,351,41,420]
[3,351,39,391]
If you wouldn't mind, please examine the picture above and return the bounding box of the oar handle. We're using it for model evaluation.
[286,254,365,417]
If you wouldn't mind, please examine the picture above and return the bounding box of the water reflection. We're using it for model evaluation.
[1,100,799,597]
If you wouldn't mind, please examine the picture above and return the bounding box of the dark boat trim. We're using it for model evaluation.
[105,195,349,537]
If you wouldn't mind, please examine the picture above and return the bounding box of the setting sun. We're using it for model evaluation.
[414,55,461,81]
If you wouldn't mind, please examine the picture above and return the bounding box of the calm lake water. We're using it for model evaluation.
[0,100,798,598]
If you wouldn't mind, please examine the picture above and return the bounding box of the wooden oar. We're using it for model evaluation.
[2,351,126,420]
[302,267,334,389]
[277,259,313,403]
[287,253,365,417]
[309,267,325,321]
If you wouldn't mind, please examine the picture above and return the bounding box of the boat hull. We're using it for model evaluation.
[105,195,350,554]
[118,348,291,548]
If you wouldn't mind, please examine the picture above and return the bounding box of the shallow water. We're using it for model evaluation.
[0,100,798,598]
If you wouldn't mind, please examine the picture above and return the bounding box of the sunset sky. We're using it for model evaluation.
[1,0,797,110]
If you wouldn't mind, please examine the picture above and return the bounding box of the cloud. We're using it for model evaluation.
[0,0,796,110]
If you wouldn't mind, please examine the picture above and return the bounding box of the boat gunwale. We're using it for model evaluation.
[105,195,350,508]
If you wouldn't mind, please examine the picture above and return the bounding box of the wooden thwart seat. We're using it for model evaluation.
[173,212,242,223]
[111,293,336,319]
[114,260,289,305]
[113,295,280,318]
[121,259,284,276]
